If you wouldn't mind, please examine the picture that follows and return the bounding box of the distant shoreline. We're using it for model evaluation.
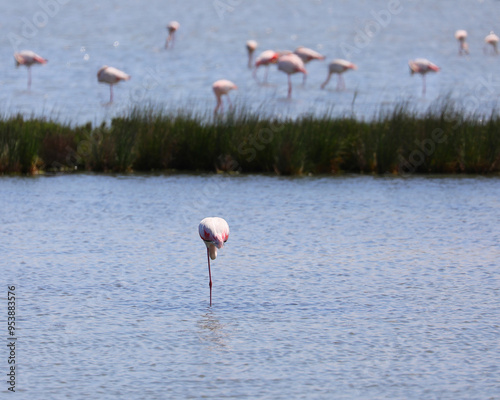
[1,101,499,176]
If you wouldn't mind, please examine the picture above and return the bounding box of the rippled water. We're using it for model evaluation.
[2,174,499,399]
[2,0,500,124]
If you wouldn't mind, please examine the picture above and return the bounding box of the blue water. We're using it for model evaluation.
[2,174,500,399]
[2,0,500,124]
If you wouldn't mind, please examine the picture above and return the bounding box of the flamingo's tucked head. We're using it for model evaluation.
[213,231,229,249]
[206,234,228,260]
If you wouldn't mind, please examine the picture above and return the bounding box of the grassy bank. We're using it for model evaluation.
[1,102,500,175]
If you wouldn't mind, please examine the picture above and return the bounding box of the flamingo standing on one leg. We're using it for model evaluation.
[277,53,307,98]
[253,50,279,82]
[165,21,180,49]
[246,40,258,69]
[97,65,131,103]
[408,58,440,96]
[213,79,237,114]
[321,59,357,90]
[293,46,325,84]
[484,31,499,54]
[14,50,47,90]
[199,217,230,306]
[455,30,469,55]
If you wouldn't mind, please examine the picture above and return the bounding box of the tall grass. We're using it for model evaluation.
[1,101,499,175]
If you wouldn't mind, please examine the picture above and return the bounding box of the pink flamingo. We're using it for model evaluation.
[212,79,237,114]
[484,31,499,54]
[97,65,131,103]
[277,53,307,98]
[455,30,469,55]
[293,46,325,84]
[408,58,440,95]
[246,40,258,69]
[14,50,47,90]
[253,50,279,82]
[199,217,229,306]
[321,59,357,90]
[165,21,180,49]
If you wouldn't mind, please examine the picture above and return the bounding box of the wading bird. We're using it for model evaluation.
[408,58,440,95]
[293,46,325,84]
[484,31,499,54]
[455,30,469,55]
[97,65,131,103]
[320,59,357,90]
[212,79,237,114]
[277,53,307,98]
[14,50,47,90]
[165,21,180,48]
[199,217,229,306]
[253,50,279,82]
[246,40,258,69]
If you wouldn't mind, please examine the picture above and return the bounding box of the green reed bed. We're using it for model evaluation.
[1,102,499,175]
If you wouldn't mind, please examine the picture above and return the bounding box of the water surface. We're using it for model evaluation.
[2,174,499,399]
[2,0,500,124]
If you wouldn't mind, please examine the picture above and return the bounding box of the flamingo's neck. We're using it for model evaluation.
[209,244,218,260]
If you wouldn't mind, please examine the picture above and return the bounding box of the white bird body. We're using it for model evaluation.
[455,29,467,41]
[165,21,180,48]
[246,40,258,68]
[97,66,130,84]
[408,58,440,95]
[199,217,230,305]
[277,53,307,98]
[455,30,469,55]
[277,53,307,75]
[167,20,180,33]
[253,50,279,82]
[14,50,47,89]
[14,50,47,67]
[212,79,237,114]
[97,65,131,103]
[293,47,325,84]
[294,46,325,63]
[255,50,279,67]
[408,58,440,75]
[199,217,229,259]
[485,31,499,54]
[321,59,357,90]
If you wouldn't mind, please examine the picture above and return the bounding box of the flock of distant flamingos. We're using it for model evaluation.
[12,22,500,114]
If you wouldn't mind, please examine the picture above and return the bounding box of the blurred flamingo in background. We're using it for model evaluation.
[212,79,237,114]
[455,30,469,55]
[97,65,131,103]
[199,217,229,306]
[165,21,180,49]
[253,50,279,83]
[320,59,357,90]
[294,46,325,84]
[484,31,499,54]
[277,53,307,98]
[246,40,258,69]
[14,50,47,90]
[408,58,440,95]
